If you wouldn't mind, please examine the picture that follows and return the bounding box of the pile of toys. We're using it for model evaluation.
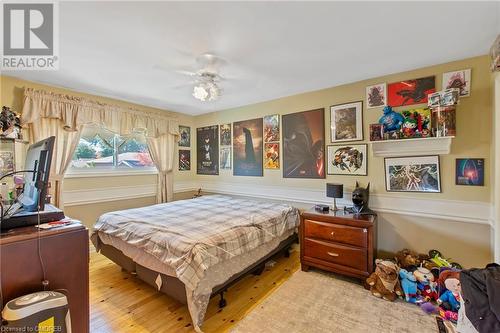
[366,248,463,324]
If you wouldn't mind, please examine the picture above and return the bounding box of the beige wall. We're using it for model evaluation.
[494,72,500,263]
[193,55,494,267]
[0,75,196,227]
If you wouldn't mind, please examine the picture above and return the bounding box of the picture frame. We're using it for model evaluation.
[456,158,484,186]
[0,151,14,176]
[264,142,280,169]
[220,123,231,146]
[330,101,363,143]
[387,76,435,107]
[178,150,190,171]
[233,118,263,176]
[282,108,325,179]
[178,125,191,147]
[220,147,232,170]
[196,125,219,175]
[263,114,280,142]
[384,155,441,193]
[366,83,387,108]
[327,144,367,176]
[443,69,471,97]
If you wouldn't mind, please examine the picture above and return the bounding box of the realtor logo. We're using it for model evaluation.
[1,2,59,70]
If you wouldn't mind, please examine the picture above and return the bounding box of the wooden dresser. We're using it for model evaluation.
[0,223,89,333]
[300,208,377,279]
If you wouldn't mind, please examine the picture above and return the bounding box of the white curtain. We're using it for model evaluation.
[21,88,179,207]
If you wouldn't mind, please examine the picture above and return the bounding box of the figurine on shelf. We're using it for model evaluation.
[346,181,375,215]
[379,106,404,133]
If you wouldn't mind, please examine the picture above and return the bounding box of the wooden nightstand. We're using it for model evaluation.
[300,208,377,280]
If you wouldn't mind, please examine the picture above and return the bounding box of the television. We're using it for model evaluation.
[18,136,55,212]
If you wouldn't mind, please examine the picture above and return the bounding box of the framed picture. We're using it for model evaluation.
[220,123,231,146]
[196,125,219,175]
[263,114,280,142]
[384,155,441,193]
[330,101,363,142]
[327,144,367,176]
[282,108,325,179]
[178,150,190,171]
[443,69,471,97]
[456,158,484,186]
[388,76,435,107]
[233,118,263,176]
[369,124,383,141]
[220,147,232,169]
[178,125,191,147]
[366,83,387,108]
[0,151,14,176]
[264,143,280,169]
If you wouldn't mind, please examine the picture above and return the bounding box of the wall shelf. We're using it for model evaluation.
[369,136,454,157]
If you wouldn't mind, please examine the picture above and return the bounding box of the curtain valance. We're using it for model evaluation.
[21,88,179,138]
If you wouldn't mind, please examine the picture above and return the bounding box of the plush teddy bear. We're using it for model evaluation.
[395,249,426,269]
[366,259,403,301]
[399,268,418,303]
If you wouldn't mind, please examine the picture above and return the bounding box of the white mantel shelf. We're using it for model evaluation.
[369,136,454,157]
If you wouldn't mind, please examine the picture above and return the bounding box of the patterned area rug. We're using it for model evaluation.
[230,269,437,333]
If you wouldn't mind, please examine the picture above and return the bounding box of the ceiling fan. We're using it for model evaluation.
[155,53,227,102]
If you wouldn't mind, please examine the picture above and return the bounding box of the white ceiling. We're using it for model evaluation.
[7,1,499,115]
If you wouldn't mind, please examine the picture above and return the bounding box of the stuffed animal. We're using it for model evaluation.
[395,249,424,269]
[437,270,461,312]
[414,266,437,292]
[366,260,403,302]
[399,268,418,303]
[379,106,404,133]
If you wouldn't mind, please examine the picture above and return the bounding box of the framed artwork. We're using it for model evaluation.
[327,144,367,176]
[178,150,191,171]
[456,158,484,186]
[369,124,383,141]
[330,101,363,142]
[387,76,435,107]
[178,125,191,147]
[220,147,232,170]
[263,114,280,142]
[443,69,471,97]
[384,155,441,193]
[264,143,280,169]
[196,125,219,175]
[282,108,325,179]
[366,83,387,108]
[233,118,263,176]
[0,151,14,176]
[220,123,231,146]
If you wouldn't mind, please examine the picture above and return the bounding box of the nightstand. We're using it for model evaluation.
[300,208,377,280]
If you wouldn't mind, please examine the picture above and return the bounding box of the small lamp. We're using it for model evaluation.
[326,183,343,211]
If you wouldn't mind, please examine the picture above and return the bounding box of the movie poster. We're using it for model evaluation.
[220,147,231,169]
[282,108,325,179]
[178,125,191,147]
[197,125,219,175]
[233,118,263,176]
[387,76,436,107]
[220,123,231,146]
[264,143,279,169]
[263,114,280,142]
[456,158,484,186]
[178,150,191,171]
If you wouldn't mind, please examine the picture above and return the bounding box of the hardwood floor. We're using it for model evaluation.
[90,244,299,333]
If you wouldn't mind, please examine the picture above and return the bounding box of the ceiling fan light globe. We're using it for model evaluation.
[193,85,209,101]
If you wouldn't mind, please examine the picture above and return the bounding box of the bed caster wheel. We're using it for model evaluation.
[284,248,290,258]
[219,295,227,308]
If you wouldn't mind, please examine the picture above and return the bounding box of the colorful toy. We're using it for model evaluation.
[378,106,404,133]
[429,249,462,270]
[395,249,426,270]
[401,108,431,138]
[414,266,436,291]
[399,268,418,303]
[366,260,403,302]
[437,270,461,312]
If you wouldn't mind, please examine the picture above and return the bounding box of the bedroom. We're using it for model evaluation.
[0,1,499,333]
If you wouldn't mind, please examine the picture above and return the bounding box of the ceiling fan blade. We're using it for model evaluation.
[174,69,198,76]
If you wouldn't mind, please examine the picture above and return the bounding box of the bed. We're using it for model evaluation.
[91,194,300,331]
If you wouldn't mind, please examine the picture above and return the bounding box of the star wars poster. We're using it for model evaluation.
[387,76,435,107]
[282,108,325,179]
[197,125,219,175]
[233,118,263,176]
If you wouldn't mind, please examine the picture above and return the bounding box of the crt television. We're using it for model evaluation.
[18,136,55,212]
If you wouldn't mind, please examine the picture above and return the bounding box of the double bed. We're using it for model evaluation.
[91,195,300,331]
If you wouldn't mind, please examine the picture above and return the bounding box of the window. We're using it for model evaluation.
[69,125,155,175]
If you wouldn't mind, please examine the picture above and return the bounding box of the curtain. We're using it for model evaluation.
[147,134,176,203]
[21,88,179,207]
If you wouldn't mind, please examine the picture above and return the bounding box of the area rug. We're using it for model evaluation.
[230,269,437,333]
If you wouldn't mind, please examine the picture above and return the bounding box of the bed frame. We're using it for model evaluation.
[97,233,298,308]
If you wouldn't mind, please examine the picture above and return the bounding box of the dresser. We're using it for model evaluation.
[0,222,89,333]
[300,208,377,279]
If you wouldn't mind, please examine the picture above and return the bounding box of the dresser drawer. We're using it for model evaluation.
[304,219,367,248]
[303,238,367,271]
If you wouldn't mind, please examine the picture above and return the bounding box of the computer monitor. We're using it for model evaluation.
[18,136,55,212]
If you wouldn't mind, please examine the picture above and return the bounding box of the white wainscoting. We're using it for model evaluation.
[63,179,493,226]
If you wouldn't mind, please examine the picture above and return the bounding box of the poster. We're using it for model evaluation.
[233,118,263,176]
[196,125,219,175]
[388,76,435,107]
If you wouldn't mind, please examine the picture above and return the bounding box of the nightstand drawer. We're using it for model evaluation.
[303,238,367,271]
[304,219,367,248]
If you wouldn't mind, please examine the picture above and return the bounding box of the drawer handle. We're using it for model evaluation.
[327,252,340,257]
[330,231,335,237]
